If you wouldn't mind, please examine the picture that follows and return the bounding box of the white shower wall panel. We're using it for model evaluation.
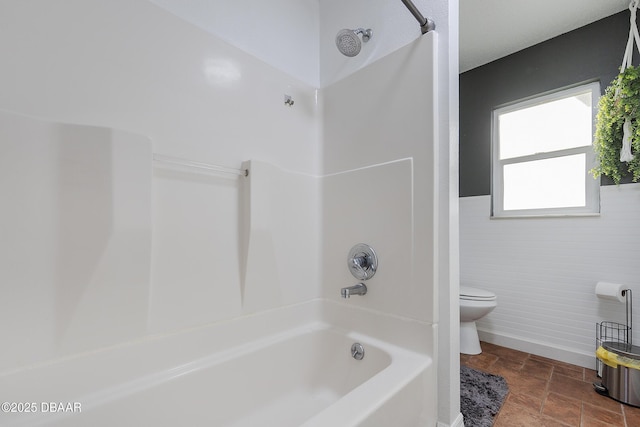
[0,112,152,372]
[149,0,321,87]
[319,0,435,87]
[321,34,437,323]
[148,0,437,88]
[0,0,320,175]
[0,0,321,368]
[322,160,414,315]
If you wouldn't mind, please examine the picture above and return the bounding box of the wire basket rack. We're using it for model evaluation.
[595,289,633,376]
[596,321,631,376]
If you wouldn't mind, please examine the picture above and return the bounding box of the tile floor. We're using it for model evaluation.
[460,341,640,426]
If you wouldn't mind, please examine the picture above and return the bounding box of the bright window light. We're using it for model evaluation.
[499,93,592,160]
[492,83,600,217]
[503,154,586,210]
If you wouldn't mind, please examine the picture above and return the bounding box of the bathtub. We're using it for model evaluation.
[0,300,435,427]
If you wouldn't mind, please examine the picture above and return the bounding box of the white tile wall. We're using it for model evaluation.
[460,184,640,367]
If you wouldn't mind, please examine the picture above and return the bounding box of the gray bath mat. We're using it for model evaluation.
[460,366,509,427]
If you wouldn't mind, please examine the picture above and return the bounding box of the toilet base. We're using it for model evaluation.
[460,321,482,355]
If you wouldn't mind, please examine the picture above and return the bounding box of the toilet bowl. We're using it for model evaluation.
[460,285,497,355]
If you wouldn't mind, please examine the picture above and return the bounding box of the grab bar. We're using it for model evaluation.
[400,0,435,34]
[153,153,248,177]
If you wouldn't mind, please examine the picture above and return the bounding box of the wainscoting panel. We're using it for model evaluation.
[460,184,640,367]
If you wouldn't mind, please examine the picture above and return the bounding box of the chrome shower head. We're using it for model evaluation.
[335,28,373,57]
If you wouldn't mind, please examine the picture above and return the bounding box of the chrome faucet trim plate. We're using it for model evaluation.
[347,243,378,281]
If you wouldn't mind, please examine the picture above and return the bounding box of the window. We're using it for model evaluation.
[492,83,600,217]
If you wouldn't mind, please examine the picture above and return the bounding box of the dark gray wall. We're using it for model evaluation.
[459,11,636,197]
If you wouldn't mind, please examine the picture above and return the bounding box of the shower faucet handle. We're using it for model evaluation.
[347,244,378,281]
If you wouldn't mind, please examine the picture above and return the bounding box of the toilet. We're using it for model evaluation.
[459,285,497,355]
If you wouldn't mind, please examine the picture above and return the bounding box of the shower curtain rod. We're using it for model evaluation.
[401,0,435,34]
[153,153,248,177]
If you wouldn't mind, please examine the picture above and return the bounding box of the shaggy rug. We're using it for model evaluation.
[460,366,509,427]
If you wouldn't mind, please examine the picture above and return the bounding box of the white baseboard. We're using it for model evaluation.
[477,328,595,369]
[437,412,464,427]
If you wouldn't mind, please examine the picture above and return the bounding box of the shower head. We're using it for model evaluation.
[335,28,373,57]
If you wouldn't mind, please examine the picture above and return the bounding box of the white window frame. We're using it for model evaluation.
[491,82,601,218]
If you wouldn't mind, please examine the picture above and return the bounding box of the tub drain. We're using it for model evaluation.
[351,342,365,360]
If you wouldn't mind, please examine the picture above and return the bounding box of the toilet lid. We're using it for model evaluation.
[460,285,496,301]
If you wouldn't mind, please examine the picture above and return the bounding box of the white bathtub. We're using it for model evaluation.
[0,300,435,426]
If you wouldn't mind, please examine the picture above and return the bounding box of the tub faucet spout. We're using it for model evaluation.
[341,283,367,298]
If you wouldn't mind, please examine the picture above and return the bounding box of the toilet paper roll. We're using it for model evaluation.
[595,281,626,303]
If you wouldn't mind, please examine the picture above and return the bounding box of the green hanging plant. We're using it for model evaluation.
[591,65,640,184]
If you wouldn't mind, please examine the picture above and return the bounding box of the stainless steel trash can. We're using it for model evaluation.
[597,341,640,407]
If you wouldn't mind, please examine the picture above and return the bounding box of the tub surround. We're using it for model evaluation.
[0,299,435,427]
[0,0,321,369]
[0,0,457,425]
[0,111,153,372]
[0,0,323,350]
[322,36,437,323]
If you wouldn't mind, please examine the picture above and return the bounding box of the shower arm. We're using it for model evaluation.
[400,0,435,34]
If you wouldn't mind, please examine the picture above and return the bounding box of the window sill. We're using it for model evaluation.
[490,212,601,220]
